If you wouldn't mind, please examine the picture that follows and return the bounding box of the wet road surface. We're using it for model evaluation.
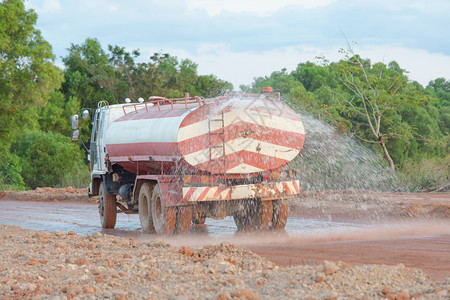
[0,200,374,239]
[0,200,449,281]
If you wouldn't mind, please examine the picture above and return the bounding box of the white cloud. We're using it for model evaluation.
[357,44,450,86]
[108,5,118,12]
[187,0,334,16]
[190,44,342,88]
[152,43,450,89]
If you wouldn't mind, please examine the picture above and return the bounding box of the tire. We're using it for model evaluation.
[139,182,155,233]
[233,199,262,231]
[151,184,176,235]
[260,200,273,230]
[175,206,193,234]
[99,181,117,229]
[271,199,288,230]
[233,199,277,231]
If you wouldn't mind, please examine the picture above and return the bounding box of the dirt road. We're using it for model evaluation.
[1,188,449,284]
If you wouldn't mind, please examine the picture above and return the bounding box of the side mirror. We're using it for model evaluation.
[82,110,89,120]
[71,115,79,130]
[71,130,80,141]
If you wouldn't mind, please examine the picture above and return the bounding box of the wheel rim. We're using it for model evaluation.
[140,193,149,227]
[153,193,163,230]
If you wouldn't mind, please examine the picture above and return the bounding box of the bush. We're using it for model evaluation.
[11,130,89,189]
[401,155,450,191]
[0,147,26,190]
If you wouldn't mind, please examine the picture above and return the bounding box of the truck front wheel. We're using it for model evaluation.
[99,181,117,229]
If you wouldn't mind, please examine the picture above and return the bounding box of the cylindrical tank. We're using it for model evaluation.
[104,96,305,174]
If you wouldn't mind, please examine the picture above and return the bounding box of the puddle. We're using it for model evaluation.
[0,201,364,238]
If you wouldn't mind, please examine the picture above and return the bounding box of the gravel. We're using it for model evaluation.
[0,224,448,299]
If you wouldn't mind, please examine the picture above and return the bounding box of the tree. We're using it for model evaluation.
[329,47,412,170]
[0,0,63,190]
[62,38,113,108]
[251,68,301,94]
[108,45,140,100]
[291,61,338,92]
[195,74,233,98]
[426,78,450,135]
[0,0,62,142]
[427,78,450,107]
[39,90,80,136]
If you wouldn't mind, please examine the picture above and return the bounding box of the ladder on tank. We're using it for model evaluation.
[207,106,226,183]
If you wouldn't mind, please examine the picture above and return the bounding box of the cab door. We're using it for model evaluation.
[90,108,109,173]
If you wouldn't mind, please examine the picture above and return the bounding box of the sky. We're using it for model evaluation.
[26,0,450,89]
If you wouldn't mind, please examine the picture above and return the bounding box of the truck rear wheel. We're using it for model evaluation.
[233,199,267,231]
[175,206,193,234]
[99,181,117,229]
[139,182,155,233]
[233,199,287,231]
[260,201,273,230]
[271,199,288,230]
[151,184,176,235]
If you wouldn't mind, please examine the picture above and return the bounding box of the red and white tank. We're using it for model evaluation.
[104,93,305,174]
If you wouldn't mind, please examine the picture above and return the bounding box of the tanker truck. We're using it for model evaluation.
[70,88,305,234]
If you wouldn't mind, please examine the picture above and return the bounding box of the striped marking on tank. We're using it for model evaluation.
[182,180,300,202]
[177,103,305,174]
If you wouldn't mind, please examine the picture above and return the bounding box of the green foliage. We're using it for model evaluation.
[63,42,233,110]
[62,38,113,108]
[1,10,233,190]
[0,145,26,190]
[401,155,450,191]
[291,61,338,92]
[271,52,449,189]
[426,78,450,135]
[251,68,301,94]
[0,3,448,191]
[39,91,81,136]
[195,74,233,98]
[0,0,63,143]
[426,77,450,107]
[11,130,89,189]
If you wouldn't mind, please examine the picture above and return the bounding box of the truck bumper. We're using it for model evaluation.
[182,180,300,202]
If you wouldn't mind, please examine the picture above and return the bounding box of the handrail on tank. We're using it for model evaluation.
[98,100,109,108]
[119,88,280,115]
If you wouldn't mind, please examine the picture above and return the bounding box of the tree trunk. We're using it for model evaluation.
[378,136,395,171]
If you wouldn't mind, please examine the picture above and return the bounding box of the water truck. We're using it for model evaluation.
[71,88,305,234]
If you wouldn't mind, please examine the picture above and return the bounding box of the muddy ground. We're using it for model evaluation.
[0,188,449,299]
